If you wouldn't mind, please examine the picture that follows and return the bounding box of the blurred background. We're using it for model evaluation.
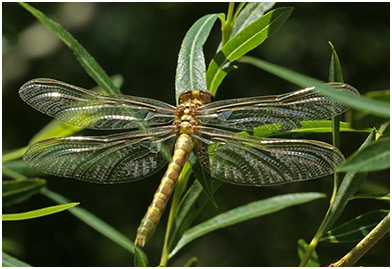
[3,2,389,266]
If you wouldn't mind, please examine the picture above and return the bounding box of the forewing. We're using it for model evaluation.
[19,78,176,130]
[23,127,176,183]
[198,83,359,131]
[195,127,345,186]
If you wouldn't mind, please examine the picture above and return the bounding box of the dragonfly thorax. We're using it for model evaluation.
[172,90,214,136]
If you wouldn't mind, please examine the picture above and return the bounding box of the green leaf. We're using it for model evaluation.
[2,160,44,178]
[175,13,222,101]
[230,2,276,38]
[253,120,372,138]
[321,210,390,243]
[2,178,46,207]
[338,137,390,172]
[207,7,293,94]
[239,56,390,118]
[19,3,120,94]
[184,256,198,267]
[3,202,79,221]
[188,153,217,207]
[133,247,147,267]
[328,42,344,83]
[167,179,222,256]
[2,252,31,267]
[352,193,390,201]
[40,188,145,259]
[170,192,325,258]
[297,239,320,267]
[323,130,376,232]
[30,120,83,144]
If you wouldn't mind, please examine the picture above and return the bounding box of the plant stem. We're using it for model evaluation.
[330,114,341,204]
[2,147,28,163]
[330,213,390,267]
[299,211,329,266]
[221,2,235,46]
[159,163,192,266]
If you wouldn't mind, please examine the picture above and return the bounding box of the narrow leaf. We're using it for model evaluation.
[230,2,276,38]
[3,202,79,221]
[19,3,120,94]
[328,42,344,83]
[239,56,390,118]
[188,153,217,206]
[338,137,390,172]
[167,179,222,255]
[170,192,324,257]
[207,7,293,94]
[351,193,390,201]
[323,130,376,232]
[3,178,46,207]
[253,120,372,138]
[175,13,222,101]
[30,120,83,144]
[134,247,147,267]
[2,252,31,267]
[2,160,44,178]
[321,210,390,243]
[40,188,143,258]
[297,239,320,267]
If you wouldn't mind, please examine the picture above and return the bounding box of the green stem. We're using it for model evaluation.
[221,2,235,46]
[299,208,330,266]
[2,147,28,163]
[159,163,192,266]
[330,114,341,204]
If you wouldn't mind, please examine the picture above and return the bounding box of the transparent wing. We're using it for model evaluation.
[23,127,176,183]
[195,127,344,186]
[19,78,176,130]
[198,83,359,131]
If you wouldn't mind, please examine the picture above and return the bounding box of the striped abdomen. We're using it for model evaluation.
[134,133,194,247]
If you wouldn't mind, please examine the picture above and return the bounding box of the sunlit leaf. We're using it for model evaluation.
[3,202,79,221]
[2,252,31,267]
[230,2,276,38]
[239,56,389,118]
[207,7,293,94]
[19,3,120,94]
[175,13,222,101]
[338,137,390,172]
[253,120,372,138]
[170,192,324,258]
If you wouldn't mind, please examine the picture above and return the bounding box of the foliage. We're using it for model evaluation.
[3,2,389,267]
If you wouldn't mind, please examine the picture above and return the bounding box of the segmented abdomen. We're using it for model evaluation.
[135,133,194,247]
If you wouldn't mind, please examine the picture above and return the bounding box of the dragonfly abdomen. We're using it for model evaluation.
[135,133,194,247]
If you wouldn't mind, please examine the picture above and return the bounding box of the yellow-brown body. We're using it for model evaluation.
[135,90,214,247]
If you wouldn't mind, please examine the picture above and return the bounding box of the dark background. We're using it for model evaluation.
[3,2,390,266]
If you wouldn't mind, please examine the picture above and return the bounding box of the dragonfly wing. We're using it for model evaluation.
[198,83,359,131]
[195,127,344,186]
[23,127,176,183]
[19,78,176,130]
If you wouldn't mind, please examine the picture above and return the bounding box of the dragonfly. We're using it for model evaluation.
[19,78,359,247]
